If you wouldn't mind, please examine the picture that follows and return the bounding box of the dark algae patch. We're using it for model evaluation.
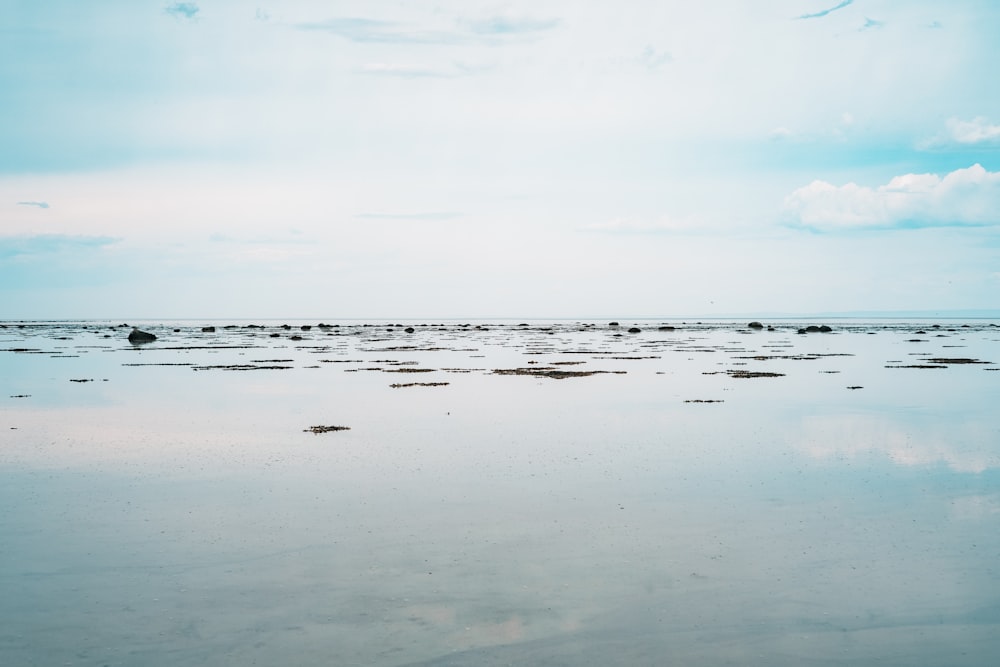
[383,367,437,373]
[304,425,351,434]
[192,364,294,371]
[493,367,626,379]
[923,357,991,364]
[726,370,785,379]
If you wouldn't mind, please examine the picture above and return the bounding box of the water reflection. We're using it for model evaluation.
[800,412,999,473]
[2,320,999,665]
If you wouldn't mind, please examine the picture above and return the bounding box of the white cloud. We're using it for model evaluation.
[583,215,706,234]
[784,164,1000,230]
[919,116,1000,149]
[944,116,1000,145]
[164,2,199,20]
[638,45,672,70]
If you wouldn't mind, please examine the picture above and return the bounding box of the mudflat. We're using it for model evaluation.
[2,319,999,666]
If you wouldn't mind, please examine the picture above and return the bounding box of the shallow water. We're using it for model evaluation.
[2,319,999,666]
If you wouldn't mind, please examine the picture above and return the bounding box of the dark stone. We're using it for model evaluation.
[628,327,642,333]
[202,326,216,332]
[301,325,312,331]
[127,328,157,344]
[818,325,832,332]
[747,321,764,329]
[609,321,620,326]
[805,325,822,333]
[658,326,676,331]
[404,327,415,333]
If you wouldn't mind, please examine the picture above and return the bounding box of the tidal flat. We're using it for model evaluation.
[2,319,999,666]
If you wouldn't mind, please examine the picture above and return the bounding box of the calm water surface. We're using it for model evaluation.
[2,320,999,666]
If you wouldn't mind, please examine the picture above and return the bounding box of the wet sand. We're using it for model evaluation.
[2,319,999,666]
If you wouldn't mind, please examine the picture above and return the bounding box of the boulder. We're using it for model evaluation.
[748,321,764,329]
[128,328,156,343]
[628,327,642,333]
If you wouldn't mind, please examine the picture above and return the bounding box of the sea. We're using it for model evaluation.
[2,318,999,666]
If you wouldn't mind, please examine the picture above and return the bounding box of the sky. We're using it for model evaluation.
[2,0,999,319]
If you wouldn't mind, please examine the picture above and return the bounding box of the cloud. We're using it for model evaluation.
[0,234,118,260]
[463,16,559,36]
[16,201,50,209]
[583,216,704,234]
[638,46,672,70]
[917,117,1000,150]
[355,212,461,221]
[945,117,1000,146]
[784,164,1000,231]
[796,0,854,20]
[164,2,199,20]
[859,17,885,31]
[294,14,558,44]
[769,127,794,141]
[356,62,487,78]
[293,18,457,44]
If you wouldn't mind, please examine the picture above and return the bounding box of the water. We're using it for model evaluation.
[2,320,999,665]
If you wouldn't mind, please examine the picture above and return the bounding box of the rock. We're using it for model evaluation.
[748,321,764,329]
[128,328,157,343]
[609,321,620,327]
[404,327,415,333]
[628,327,642,333]
[819,325,832,332]
[805,325,822,333]
[202,326,216,332]
[658,325,676,331]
